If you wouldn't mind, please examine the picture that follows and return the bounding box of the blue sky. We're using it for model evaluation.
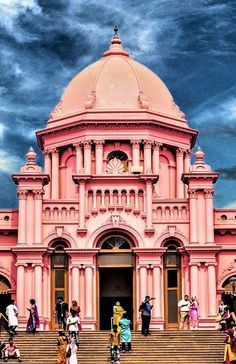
[0,0,235,208]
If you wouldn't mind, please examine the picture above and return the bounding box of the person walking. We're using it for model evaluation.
[113,301,126,327]
[57,330,68,364]
[109,324,121,364]
[178,295,190,330]
[70,300,82,331]
[66,337,78,364]
[6,300,18,335]
[190,296,199,329]
[66,310,80,347]
[26,299,40,333]
[139,296,154,336]
[119,313,132,353]
[55,297,69,331]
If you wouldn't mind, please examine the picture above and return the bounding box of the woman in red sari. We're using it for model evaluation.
[70,300,82,331]
[26,299,40,333]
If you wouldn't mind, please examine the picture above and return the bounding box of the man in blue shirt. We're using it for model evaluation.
[139,296,154,336]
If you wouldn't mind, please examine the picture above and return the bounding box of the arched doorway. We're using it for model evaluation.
[222,276,236,313]
[0,275,11,316]
[51,241,69,329]
[97,233,135,330]
[163,241,181,329]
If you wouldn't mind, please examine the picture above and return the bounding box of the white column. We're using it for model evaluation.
[131,140,141,166]
[74,143,83,174]
[85,266,93,318]
[17,189,27,244]
[34,265,43,317]
[139,266,148,303]
[71,266,80,303]
[44,150,51,199]
[204,189,214,243]
[176,148,184,198]
[190,264,199,299]
[83,141,92,175]
[95,140,104,175]
[34,190,43,244]
[16,264,25,316]
[152,266,161,317]
[188,189,198,243]
[207,264,217,316]
[51,148,59,199]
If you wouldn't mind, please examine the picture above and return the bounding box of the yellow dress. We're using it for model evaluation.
[57,336,67,364]
[113,305,125,326]
[224,335,236,363]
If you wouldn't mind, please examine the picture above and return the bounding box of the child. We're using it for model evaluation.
[109,324,120,364]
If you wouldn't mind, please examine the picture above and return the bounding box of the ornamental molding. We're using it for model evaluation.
[106,157,125,174]
[48,99,63,120]
[217,260,236,285]
[103,214,128,228]
[204,188,214,198]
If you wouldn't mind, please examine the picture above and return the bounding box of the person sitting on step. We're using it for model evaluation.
[4,337,22,362]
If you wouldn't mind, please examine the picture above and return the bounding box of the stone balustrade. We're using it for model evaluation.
[152,201,189,222]
[42,202,79,221]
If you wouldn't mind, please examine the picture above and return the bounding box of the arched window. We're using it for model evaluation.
[107,151,128,173]
[164,241,181,268]
[100,235,132,250]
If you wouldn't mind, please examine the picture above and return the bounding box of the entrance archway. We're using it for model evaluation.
[222,276,236,313]
[97,234,135,330]
[51,241,69,329]
[0,275,11,316]
[163,241,181,329]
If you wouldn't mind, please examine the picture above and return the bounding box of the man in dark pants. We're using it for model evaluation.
[55,296,68,330]
[139,296,154,336]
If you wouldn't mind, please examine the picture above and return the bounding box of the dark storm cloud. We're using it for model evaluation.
[0,0,235,207]
[216,166,236,180]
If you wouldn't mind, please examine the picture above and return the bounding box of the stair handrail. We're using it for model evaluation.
[0,313,9,332]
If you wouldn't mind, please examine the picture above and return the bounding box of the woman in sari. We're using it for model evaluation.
[113,301,126,326]
[66,337,78,364]
[224,328,236,364]
[70,300,82,331]
[190,296,199,329]
[26,299,39,333]
[57,331,68,364]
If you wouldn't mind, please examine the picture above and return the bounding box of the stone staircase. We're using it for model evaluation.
[0,330,225,363]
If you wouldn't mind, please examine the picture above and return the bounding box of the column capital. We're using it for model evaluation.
[73,142,83,149]
[82,140,92,149]
[137,264,148,270]
[205,262,217,267]
[189,262,201,267]
[176,147,185,156]
[17,189,28,200]
[185,149,192,157]
[204,188,214,198]
[94,140,105,147]
[188,188,197,199]
[32,263,44,268]
[15,263,28,268]
[131,139,142,147]
[153,141,162,150]
[51,148,59,155]
[143,140,153,149]
[43,150,51,157]
[33,189,44,199]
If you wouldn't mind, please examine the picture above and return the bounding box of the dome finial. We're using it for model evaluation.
[113,26,119,39]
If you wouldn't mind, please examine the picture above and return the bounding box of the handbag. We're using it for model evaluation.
[215,313,221,322]
[66,347,71,358]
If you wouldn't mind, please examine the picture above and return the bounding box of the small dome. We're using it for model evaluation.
[48,29,186,124]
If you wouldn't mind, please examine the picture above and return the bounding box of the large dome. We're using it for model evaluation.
[48,30,186,124]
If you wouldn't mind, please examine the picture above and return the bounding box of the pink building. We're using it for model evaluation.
[0,30,236,331]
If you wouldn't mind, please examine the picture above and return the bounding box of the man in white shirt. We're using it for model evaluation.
[6,300,18,335]
[178,295,190,330]
[66,310,80,347]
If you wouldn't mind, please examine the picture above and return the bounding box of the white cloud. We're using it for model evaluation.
[0,149,23,173]
[0,123,6,140]
[224,200,236,208]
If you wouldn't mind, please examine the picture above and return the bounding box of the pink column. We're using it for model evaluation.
[152,266,161,317]
[34,265,43,317]
[71,267,80,303]
[44,150,51,199]
[176,148,184,198]
[79,180,86,229]
[139,266,148,303]
[43,265,49,319]
[51,148,59,199]
[16,264,25,315]
[26,192,34,244]
[207,264,217,316]
[190,264,199,298]
[83,141,92,175]
[17,189,27,244]
[34,190,43,244]
[204,189,214,243]
[152,142,161,196]
[95,140,104,175]
[188,189,198,243]
[131,140,141,166]
[85,266,93,318]
[184,150,191,198]
[143,140,152,173]
[146,180,153,229]
[199,265,207,318]
[74,143,83,174]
